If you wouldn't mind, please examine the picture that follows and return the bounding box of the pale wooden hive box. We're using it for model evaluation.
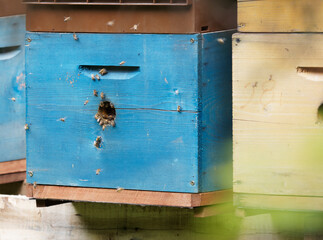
[233,33,323,202]
[238,0,323,32]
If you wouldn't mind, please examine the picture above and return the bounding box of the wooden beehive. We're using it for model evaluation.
[25,30,234,206]
[0,0,26,17]
[24,0,236,33]
[238,0,323,32]
[0,15,26,184]
[233,33,323,211]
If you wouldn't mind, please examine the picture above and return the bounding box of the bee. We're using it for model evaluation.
[217,38,226,44]
[84,100,89,105]
[33,181,37,189]
[73,33,78,41]
[95,74,100,81]
[59,117,66,122]
[24,124,29,130]
[96,169,101,175]
[177,106,181,112]
[99,68,108,76]
[64,16,71,22]
[130,24,139,31]
[100,92,105,99]
[107,20,115,27]
[93,90,98,97]
[94,136,102,148]
[119,61,126,66]
[10,97,16,102]
[91,74,95,81]
[116,187,124,192]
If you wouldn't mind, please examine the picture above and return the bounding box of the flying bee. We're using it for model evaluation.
[100,92,105,99]
[95,74,100,80]
[58,117,66,122]
[119,61,126,66]
[10,97,16,102]
[91,74,95,80]
[177,106,181,112]
[96,169,101,175]
[64,16,71,22]
[24,124,29,130]
[116,187,124,192]
[84,100,89,105]
[217,38,226,44]
[93,90,98,96]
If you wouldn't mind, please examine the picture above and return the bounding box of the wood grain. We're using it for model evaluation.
[0,172,25,184]
[26,31,234,193]
[0,159,26,175]
[238,0,323,32]
[27,184,232,207]
[235,193,323,212]
[233,33,323,197]
[0,15,26,164]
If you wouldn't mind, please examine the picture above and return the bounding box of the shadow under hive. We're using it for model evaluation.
[25,30,234,206]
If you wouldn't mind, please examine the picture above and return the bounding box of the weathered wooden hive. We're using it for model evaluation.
[23,0,236,33]
[0,0,26,184]
[25,1,235,207]
[237,0,323,33]
[233,0,323,212]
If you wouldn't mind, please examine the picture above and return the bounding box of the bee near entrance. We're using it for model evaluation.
[94,101,116,130]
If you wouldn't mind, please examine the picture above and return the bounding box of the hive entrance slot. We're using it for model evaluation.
[95,101,116,130]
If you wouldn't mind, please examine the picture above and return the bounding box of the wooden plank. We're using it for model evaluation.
[1,195,323,239]
[235,193,323,212]
[233,33,323,197]
[0,159,26,175]
[0,0,25,17]
[27,184,232,207]
[238,0,323,32]
[0,172,25,185]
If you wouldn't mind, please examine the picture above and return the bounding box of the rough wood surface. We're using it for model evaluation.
[0,159,26,175]
[233,33,323,197]
[238,0,323,32]
[235,193,323,212]
[27,184,232,208]
[0,195,322,240]
[26,31,234,193]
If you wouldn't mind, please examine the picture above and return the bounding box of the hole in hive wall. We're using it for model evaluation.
[317,103,323,124]
[95,101,116,130]
[201,26,209,32]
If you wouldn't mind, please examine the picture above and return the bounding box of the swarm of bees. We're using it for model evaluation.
[94,101,116,131]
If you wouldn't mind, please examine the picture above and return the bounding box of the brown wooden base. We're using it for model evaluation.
[26,184,232,208]
[234,193,323,212]
[0,159,26,184]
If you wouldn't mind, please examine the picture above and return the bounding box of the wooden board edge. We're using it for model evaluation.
[234,193,323,212]
[0,159,26,175]
[0,172,26,185]
[27,185,231,208]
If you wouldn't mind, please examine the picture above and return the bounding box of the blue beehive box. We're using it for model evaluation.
[0,15,26,165]
[26,30,233,193]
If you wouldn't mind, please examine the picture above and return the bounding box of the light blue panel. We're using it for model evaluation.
[198,30,234,192]
[25,33,199,112]
[0,15,25,47]
[26,33,200,193]
[0,15,26,163]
